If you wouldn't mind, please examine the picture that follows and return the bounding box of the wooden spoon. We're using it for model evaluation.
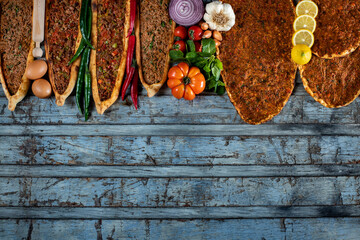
[32,0,45,58]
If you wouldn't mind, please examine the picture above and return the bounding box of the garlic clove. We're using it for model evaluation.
[223,4,235,17]
[205,2,218,14]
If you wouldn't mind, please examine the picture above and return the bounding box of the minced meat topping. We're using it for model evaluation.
[0,0,32,95]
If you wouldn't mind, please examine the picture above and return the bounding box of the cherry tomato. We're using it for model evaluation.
[174,26,187,40]
[194,41,202,52]
[188,26,203,41]
[173,40,186,52]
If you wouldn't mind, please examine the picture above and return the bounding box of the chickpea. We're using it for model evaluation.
[213,30,223,41]
[201,22,209,31]
[203,30,212,39]
[214,39,221,47]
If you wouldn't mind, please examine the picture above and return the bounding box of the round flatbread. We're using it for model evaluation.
[300,49,360,108]
[311,0,360,59]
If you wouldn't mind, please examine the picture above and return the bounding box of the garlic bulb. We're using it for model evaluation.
[203,1,235,32]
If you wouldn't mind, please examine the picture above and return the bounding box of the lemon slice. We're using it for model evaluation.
[296,0,318,18]
[291,45,312,65]
[293,15,316,33]
[292,29,314,48]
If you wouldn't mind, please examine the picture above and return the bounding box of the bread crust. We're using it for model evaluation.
[90,0,130,114]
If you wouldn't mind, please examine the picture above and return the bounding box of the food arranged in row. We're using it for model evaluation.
[291,0,318,65]
[1,0,360,125]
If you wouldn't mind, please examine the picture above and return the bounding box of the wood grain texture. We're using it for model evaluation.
[1,94,359,125]
[2,124,360,136]
[1,165,360,178]
[2,218,360,240]
[0,177,359,207]
[1,206,360,219]
[1,136,359,165]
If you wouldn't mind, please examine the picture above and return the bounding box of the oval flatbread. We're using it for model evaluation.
[220,0,297,125]
[45,0,81,106]
[136,0,175,97]
[0,0,34,111]
[90,0,130,114]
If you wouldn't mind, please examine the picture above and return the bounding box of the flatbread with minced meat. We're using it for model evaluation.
[90,0,130,114]
[300,49,360,108]
[311,0,360,59]
[220,0,297,125]
[0,0,34,111]
[136,0,176,97]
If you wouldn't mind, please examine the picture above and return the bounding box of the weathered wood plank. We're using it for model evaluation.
[1,165,360,178]
[1,177,359,207]
[2,218,360,240]
[3,218,359,240]
[2,136,359,165]
[1,124,360,136]
[1,206,360,219]
[1,95,359,124]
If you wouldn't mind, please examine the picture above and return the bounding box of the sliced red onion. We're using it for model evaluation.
[169,0,204,27]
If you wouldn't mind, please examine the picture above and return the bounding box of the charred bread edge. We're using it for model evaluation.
[90,0,130,114]
[45,0,81,106]
[0,6,34,111]
[299,58,360,108]
[136,2,176,98]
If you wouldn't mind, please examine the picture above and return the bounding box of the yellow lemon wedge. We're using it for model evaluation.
[292,29,314,48]
[296,0,318,18]
[291,44,312,65]
[293,15,316,33]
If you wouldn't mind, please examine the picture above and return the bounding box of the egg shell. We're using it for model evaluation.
[32,79,52,99]
[25,60,48,80]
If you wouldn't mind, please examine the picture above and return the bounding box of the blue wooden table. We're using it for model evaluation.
[1,70,360,239]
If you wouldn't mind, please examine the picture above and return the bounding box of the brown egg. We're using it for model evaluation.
[25,60,48,80]
[32,79,52,99]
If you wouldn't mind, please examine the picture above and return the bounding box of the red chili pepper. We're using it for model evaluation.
[127,0,136,37]
[121,66,135,100]
[131,69,139,110]
[126,35,136,74]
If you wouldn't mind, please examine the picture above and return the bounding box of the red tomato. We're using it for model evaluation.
[173,40,186,52]
[194,41,202,52]
[188,26,203,41]
[174,26,187,40]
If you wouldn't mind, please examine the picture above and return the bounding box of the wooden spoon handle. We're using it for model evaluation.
[32,0,45,43]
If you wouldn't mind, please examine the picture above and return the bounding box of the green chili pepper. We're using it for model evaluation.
[80,0,94,49]
[75,47,91,114]
[84,69,91,121]
[69,3,93,65]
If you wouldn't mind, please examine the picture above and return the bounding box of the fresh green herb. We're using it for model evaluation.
[161,21,166,27]
[186,40,196,53]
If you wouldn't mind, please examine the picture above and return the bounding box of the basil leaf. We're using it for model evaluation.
[170,50,184,60]
[214,59,223,70]
[198,52,212,58]
[201,38,216,55]
[186,40,196,52]
[212,65,221,81]
[186,52,198,60]
[204,62,212,73]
